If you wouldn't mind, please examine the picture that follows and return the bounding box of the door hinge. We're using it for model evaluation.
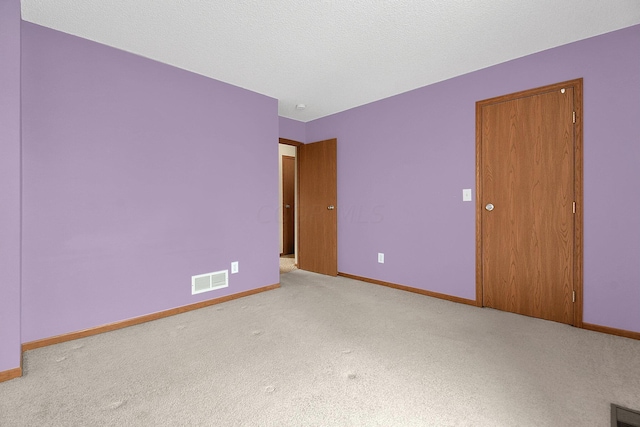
[573,111,576,123]
[573,201,576,213]
[572,290,576,303]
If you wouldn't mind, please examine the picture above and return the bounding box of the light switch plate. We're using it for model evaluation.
[231,261,239,274]
[463,189,472,201]
[378,253,384,264]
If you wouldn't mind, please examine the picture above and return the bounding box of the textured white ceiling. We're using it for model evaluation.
[21,0,640,122]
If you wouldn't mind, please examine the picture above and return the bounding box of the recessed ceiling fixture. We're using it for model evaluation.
[295,104,306,111]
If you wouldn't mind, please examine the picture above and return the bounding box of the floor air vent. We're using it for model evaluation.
[192,270,228,295]
[612,404,640,427]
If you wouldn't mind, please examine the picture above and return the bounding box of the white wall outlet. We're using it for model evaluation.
[231,261,239,274]
[378,253,384,264]
[463,189,472,201]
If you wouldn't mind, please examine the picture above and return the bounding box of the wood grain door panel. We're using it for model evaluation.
[477,80,582,325]
[298,138,337,276]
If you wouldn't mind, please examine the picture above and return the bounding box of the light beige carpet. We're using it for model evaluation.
[1,270,639,426]
[279,254,297,274]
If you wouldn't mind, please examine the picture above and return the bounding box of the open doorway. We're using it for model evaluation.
[282,154,295,255]
[278,137,338,276]
[279,138,301,274]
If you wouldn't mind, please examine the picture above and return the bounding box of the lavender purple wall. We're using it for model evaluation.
[5,17,638,365]
[278,116,306,143]
[20,23,279,343]
[0,0,22,374]
[306,25,640,333]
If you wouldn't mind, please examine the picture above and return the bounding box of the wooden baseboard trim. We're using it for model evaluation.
[22,283,280,352]
[582,322,640,341]
[338,273,477,307]
[338,274,640,341]
[0,365,22,383]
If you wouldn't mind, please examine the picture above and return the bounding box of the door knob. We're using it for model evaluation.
[285,204,291,208]
[327,205,335,210]
[485,203,494,211]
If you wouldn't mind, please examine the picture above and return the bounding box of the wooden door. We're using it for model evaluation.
[298,138,337,276]
[282,155,295,255]
[477,79,583,325]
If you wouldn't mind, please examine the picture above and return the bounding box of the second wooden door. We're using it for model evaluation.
[282,155,295,255]
[298,138,337,276]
